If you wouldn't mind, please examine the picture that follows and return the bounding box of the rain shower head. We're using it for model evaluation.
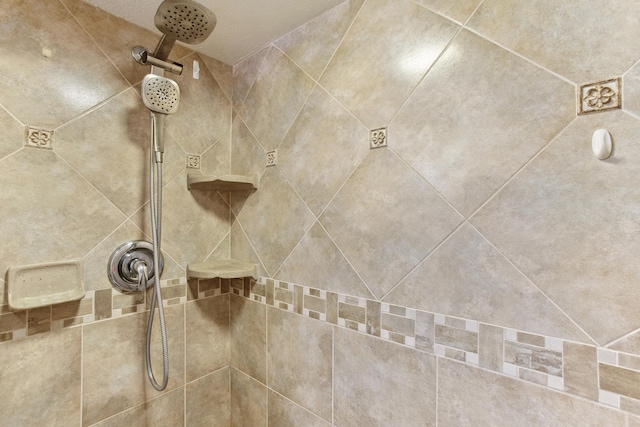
[153,0,217,61]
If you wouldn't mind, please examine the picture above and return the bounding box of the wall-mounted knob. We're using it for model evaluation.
[592,128,612,160]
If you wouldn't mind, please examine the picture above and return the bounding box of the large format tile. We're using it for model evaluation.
[320,0,459,128]
[471,111,640,345]
[415,0,483,23]
[275,222,374,299]
[0,0,128,129]
[230,294,266,384]
[267,307,332,421]
[239,47,315,151]
[320,149,462,299]
[438,358,625,425]
[186,368,230,427]
[278,86,369,216]
[56,88,184,216]
[230,117,266,179]
[91,387,184,427]
[385,223,589,342]
[236,167,316,276]
[168,53,232,155]
[334,327,437,427]
[275,0,364,80]
[0,148,124,276]
[468,0,640,83]
[0,106,23,160]
[186,295,229,382]
[231,368,267,427]
[268,390,331,427]
[0,328,81,427]
[232,47,269,110]
[391,29,575,217]
[83,305,185,426]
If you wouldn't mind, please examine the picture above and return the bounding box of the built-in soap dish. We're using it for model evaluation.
[6,260,85,310]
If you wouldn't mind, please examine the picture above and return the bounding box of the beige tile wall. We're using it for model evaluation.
[0,0,233,425]
[229,0,640,425]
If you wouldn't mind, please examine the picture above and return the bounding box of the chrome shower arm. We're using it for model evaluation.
[131,46,183,75]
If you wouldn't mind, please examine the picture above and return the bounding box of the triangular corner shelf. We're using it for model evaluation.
[187,173,259,191]
[187,259,257,280]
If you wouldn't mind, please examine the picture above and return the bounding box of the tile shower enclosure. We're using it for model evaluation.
[2,0,640,425]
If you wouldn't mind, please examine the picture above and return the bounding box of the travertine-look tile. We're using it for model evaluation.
[471,111,640,345]
[0,106,23,160]
[563,342,598,400]
[230,221,267,278]
[275,0,364,80]
[468,0,640,83]
[186,368,230,427]
[0,149,124,276]
[479,323,503,372]
[236,167,316,276]
[134,171,230,268]
[92,388,184,427]
[624,60,640,117]
[600,363,640,401]
[320,0,459,128]
[83,305,185,426]
[275,222,374,299]
[391,29,575,216]
[230,294,266,383]
[231,368,267,427]
[230,116,266,179]
[278,86,369,216]
[436,324,478,353]
[232,47,270,110]
[438,358,625,426]
[239,47,315,151]
[267,307,333,421]
[0,0,128,128]
[56,88,184,216]
[186,294,229,382]
[0,328,81,427]
[334,327,437,427]
[200,129,231,177]
[168,54,232,155]
[504,340,562,376]
[386,224,589,341]
[415,0,483,23]
[321,149,462,299]
[200,54,234,102]
[268,390,331,427]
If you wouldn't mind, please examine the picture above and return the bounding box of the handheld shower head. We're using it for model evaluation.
[141,74,180,162]
[153,0,217,60]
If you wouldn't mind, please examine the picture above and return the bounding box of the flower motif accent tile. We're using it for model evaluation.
[579,78,621,115]
[370,127,387,149]
[186,155,200,169]
[266,150,277,167]
[25,126,53,149]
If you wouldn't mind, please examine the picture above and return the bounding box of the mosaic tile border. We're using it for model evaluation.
[237,276,640,415]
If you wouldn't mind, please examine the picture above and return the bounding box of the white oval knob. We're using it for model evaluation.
[592,128,612,160]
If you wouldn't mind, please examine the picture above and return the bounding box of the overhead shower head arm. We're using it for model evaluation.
[131,46,183,75]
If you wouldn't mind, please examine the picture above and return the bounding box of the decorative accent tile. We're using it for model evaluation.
[578,77,621,115]
[266,150,277,167]
[186,155,200,169]
[370,127,387,149]
[504,340,563,377]
[25,126,53,149]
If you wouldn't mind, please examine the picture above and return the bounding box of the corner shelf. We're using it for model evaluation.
[187,173,259,192]
[187,259,257,280]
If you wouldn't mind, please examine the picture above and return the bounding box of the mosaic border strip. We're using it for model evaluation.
[238,276,640,415]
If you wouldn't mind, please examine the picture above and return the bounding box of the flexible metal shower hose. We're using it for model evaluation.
[146,147,169,391]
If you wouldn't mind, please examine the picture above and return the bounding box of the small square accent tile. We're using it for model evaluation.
[25,126,53,149]
[266,150,277,167]
[578,77,621,115]
[186,155,200,169]
[370,127,387,149]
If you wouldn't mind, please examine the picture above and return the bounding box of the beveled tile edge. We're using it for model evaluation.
[25,125,54,149]
[578,77,622,115]
[229,276,640,417]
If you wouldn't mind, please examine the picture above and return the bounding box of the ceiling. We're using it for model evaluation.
[85,0,346,65]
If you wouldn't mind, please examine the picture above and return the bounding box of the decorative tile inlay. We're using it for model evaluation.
[186,155,200,169]
[579,78,621,115]
[266,150,277,167]
[370,127,387,149]
[25,126,53,149]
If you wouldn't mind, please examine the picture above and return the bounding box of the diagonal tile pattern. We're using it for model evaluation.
[472,110,640,345]
[320,149,463,299]
[391,29,576,217]
[0,106,24,159]
[319,0,460,128]
[415,0,483,23]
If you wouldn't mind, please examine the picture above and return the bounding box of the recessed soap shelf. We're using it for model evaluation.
[187,173,259,191]
[187,259,257,280]
[6,260,85,310]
